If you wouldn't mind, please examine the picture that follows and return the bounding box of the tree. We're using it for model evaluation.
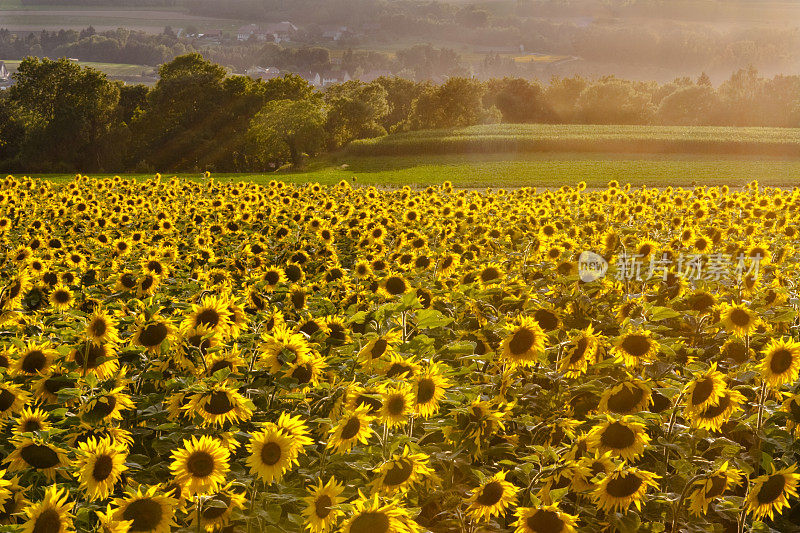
[324,80,388,148]
[9,57,120,170]
[657,85,719,125]
[409,77,485,130]
[374,76,428,132]
[247,98,325,169]
[484,77,554,123]
[575,78,655,124]
[0,95,25,166]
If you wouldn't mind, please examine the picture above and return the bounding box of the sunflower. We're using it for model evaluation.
[513,504,578,533]
[370,446,436,495]
[683,364,727,414]
[357,330,402,367]
[327,406,374,455]
[302,477,345,533]
[0,383,31,421]
[465,471,518,522]
[96,504,132,533]
[719,302,760,337]
[380,384,414,428]
[760,337,800,387]
[11,341,56,377]
[181,294,232,338]
[381,271,409,297]
[413,363,450,418]
[286,351,327,389]
[592,464,660,514]
[132,316,176,354]
[262,266,287,291]
[202,343,247,377]
[276,412,314,447]
[383,353,420,379]
[70,340,118,380]
[75,437,128,501]
[340,492,420,533]
[611,329,659,367]
[246,426,302,484]
[586,415,650,462]
[0,475,27,524]
[500,316,547,366]
[48,283,73,311]
[688,461,743,516]
[573,452,616,492]
[260,324,312,373]
[688,389,746,432]
[112,486,176,533]
[477,262,504,287]
[170,436,230,495]
[80,387,135,424]
[190,482,246,532]
[184,384,254,427]
[15,406,51,435]
[20,486,73,533]
[4,438,68,481]
[598,379,652,415]
[746,463,800,521]
[560,325,601,377]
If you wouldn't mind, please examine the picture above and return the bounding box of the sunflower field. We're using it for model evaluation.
[0,174,799,533]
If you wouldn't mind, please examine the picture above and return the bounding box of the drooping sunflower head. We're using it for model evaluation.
[746,463,800,521]
[688,461,743,516]
[513,503,578,533]
[302,477,345,533]
[586,416,650,462]
[719,302,760,337]
[591,464,660,514]
[683,364,727,414]
[612,329,659,367]
[413,363,451,419]
[5,437,68,481]
[185,384,254,428]
[598,379,652,415]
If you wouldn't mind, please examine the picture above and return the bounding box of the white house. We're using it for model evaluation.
[321,25,348,41]
[0,61,8,81]
[246,66,281,81]
[319,70,351,87]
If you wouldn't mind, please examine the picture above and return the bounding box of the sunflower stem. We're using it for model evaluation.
[670,474,703,533]
[664,391,686,468]
[754,379,768,476]
[195,496,202,533]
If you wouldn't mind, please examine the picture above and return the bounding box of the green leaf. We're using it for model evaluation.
[415,309,453,329]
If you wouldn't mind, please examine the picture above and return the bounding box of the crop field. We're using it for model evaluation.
[347,124,800,158]
[0,173,799,532]
[1,59,156,79]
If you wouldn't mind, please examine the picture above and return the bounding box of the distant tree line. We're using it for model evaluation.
[0,54,798,173]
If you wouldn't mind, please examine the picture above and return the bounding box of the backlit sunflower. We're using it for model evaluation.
[719,302,760,337]
[48,283,73,311]
[683,364,727,415]
[340,492,420,533]
[370,446,436,494]
[75,437,128,501]
[560,325,601,377]
[11,341,56,377]
[380,384,414,428]
[4,437,68,481]
[586,415,650,461]
[598,379,652,415]
[112,486,176,533]
[302,477,345,533]
[132,316,176,354]
[357,330,402,367]
[327,406,374,455]
[170,436,230,495]
[286,351,327,389]
[260,324,312,373]
[80,387,135,424]
[745,463,800,521]
[247,426,302,484]
[181,294,232,338]
[513,504,578,533]
[381,271,410,296]
[15,406,50,435]
[592,464,660,514]
[96,504,132,533]
[500,316,547,366]
[190,482,246,532]
[465,470,518,522]
[688,389,746,432]
[0,383,31,421]
[611,329,659,367]
[276,412,314,447]
[688,461,743,516]
[20,486,73,533]
[70,340,118,379]
[184,384,254,427]
[760,337,800,387]
[413,363,450,418]
[783,394,800,437]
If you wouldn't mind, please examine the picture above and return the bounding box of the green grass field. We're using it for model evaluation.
[22,152,800,188]
[2,59,156,78]
[347,124,800,158]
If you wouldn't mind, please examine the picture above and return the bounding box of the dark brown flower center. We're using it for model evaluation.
[32,508,61,533]
[704,474,728,499]
[621,335,651,358]
[21,350,47,373]
[187,451,215,477]
[383,459,413,486]
[204,392,234,415]
[729,308,752,327]
[260,442,282,466]
[386,395,406,416]
[526,509,564,533]
[340,417,362,440]
[605,472,643,498]
[607,385,646,414]
[195,308,220,328]
[385,276,406,295]
[509,327,535,355]
[476,481,504,506]
[756,474,787,505]
[370,339,388,359]
[700,394,731,419]
[123,498,164,532]
[21,444,60,469]
[770,348,794,375]
[350,511,389,533]
[417,379,436,404]
[92,454,114,481]
[600,421,636,449]
[314,494,332,519]
[690,378,715,407]
[138,323,168,347]
[0,389,16,411]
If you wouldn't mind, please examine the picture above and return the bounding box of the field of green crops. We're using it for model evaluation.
[346,124,800,158]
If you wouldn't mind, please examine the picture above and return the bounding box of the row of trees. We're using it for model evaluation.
[1,54,798,173]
